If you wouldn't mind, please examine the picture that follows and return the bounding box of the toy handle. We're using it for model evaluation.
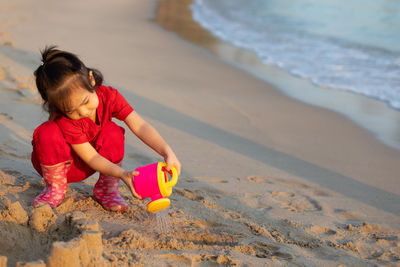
[165,166,178,188]
[159,162,179,189]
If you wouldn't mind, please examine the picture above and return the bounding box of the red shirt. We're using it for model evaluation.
[56,85,133,145]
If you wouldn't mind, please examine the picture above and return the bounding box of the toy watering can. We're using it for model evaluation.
[133,162,178,213]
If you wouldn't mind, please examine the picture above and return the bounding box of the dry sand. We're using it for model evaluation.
[0,0,399,266]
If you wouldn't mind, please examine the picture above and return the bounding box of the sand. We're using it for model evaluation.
[0,0,399,266]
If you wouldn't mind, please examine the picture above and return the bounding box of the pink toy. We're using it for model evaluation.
[133,162,178,213]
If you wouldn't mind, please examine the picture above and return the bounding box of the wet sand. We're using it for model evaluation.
[155,0,400,153]
[0,0,399,266]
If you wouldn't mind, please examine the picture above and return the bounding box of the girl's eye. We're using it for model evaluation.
[83,97,90,105]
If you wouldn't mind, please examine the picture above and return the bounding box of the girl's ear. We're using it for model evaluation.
[89,71,96,87]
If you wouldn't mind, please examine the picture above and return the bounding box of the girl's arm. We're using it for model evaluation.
[124,111,181,175]
[71,142,142,199]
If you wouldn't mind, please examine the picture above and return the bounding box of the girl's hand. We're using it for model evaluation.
[119,171,142,199]
[164,151,181,176]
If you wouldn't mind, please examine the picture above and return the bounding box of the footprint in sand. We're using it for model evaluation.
[242,193,273,210]
[174,188,226,211]
[270,177,310,189]
[271,177,332,197]
[271,191,295,197]
[175,188,204,201]
[334,209,364,222]
[305,225,337,236]
[270,192,322,212]
[236,241,293,261]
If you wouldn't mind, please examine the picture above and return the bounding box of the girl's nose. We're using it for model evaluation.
[78,108,90,118]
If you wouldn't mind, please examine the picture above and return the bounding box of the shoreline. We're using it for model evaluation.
[151,0,400,226]
[0,0,399,265]
[154,0,400,152]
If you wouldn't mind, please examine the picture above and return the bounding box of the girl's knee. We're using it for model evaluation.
[32,121,72,166]
[96,122,125,163]
[33,121,65,146]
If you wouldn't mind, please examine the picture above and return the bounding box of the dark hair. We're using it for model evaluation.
[34,45,103,120]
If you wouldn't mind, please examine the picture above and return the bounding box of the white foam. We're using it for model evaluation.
[191,0,400,110]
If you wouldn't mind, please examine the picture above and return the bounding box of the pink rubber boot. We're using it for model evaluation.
[93,164,128,212]
[32,161,70,208]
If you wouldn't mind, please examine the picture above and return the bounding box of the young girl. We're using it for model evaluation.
[31,46,181,212]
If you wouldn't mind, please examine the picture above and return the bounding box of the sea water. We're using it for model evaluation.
[191,0,400,110]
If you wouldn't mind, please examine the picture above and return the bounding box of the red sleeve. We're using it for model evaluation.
[56,118,89,144]
[101,86,134,120]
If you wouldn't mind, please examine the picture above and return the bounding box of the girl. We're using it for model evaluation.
[31,46,181,212]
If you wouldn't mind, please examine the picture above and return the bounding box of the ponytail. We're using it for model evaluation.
[87,68,103,87]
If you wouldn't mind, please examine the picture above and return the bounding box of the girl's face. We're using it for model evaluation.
[63,87,99,121]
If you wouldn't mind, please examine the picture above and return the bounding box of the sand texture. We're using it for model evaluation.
[0,0,399,266]
[0,167,399,266]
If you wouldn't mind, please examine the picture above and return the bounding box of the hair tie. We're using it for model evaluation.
[40,61,44,66]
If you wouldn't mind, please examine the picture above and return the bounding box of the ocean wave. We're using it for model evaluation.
[191,0,400,110]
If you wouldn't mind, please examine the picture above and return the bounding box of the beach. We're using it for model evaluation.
[0,0,399,266]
